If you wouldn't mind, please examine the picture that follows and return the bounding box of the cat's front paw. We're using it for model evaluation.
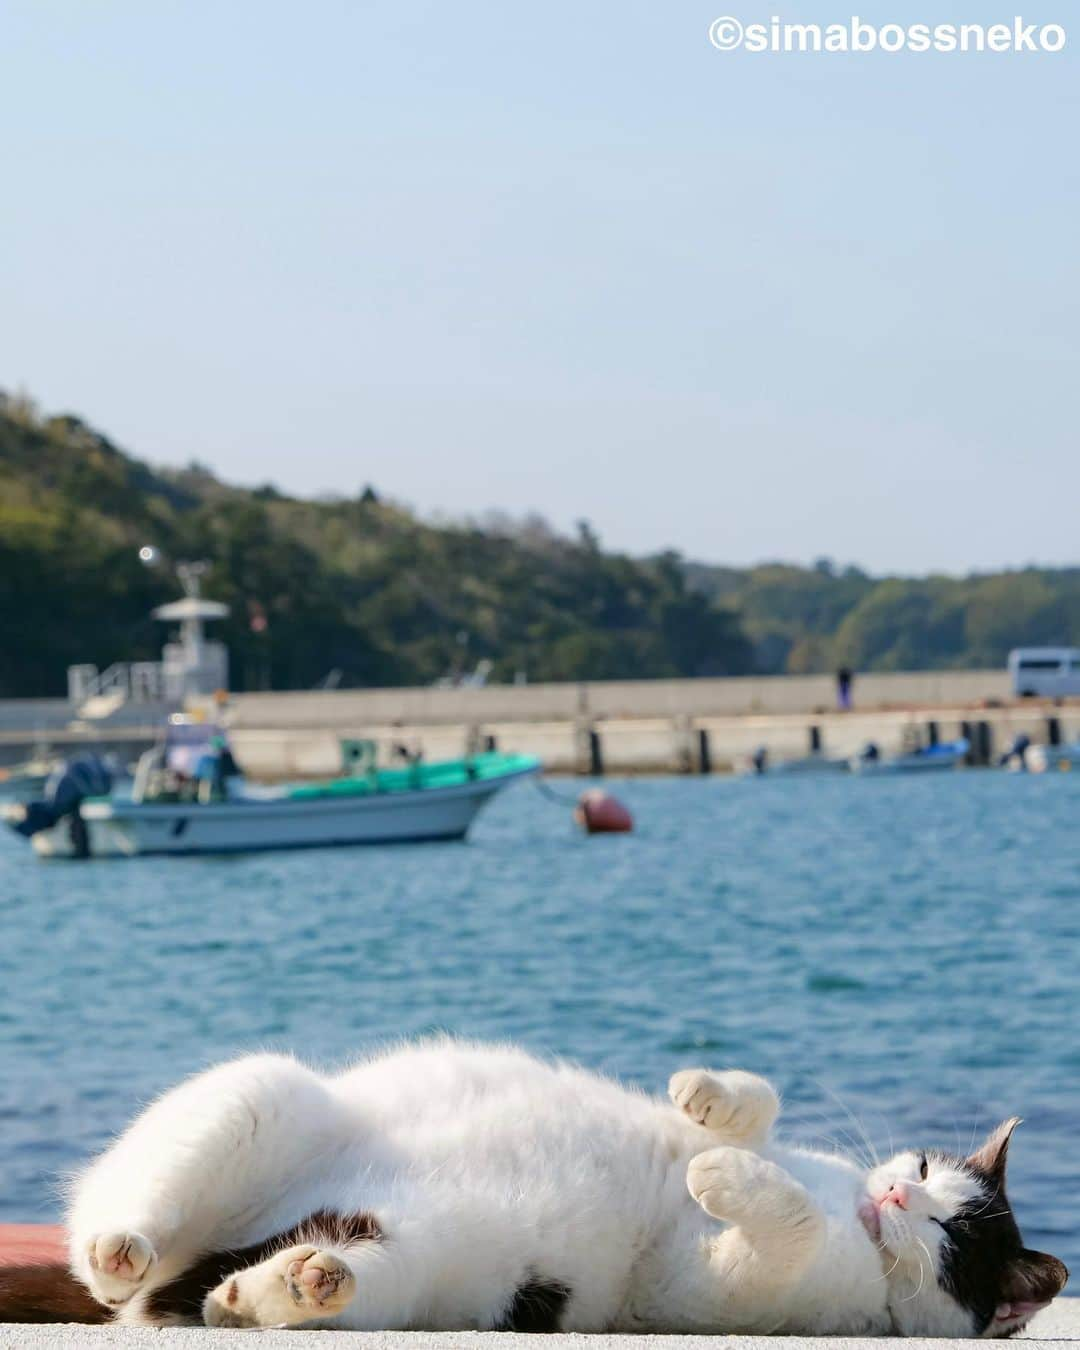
[687,1146,822,1252]
[687,1144,767,1220]
[204,1244,356,1328]
[669,1069,779,1145]
[84,1231,157,1305]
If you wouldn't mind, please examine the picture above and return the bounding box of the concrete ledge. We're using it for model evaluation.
[1,1302,1077,1349]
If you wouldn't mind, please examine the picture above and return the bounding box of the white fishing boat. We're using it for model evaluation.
[2,554,542,858]
[850,738,969,775]
[2,742,540,858]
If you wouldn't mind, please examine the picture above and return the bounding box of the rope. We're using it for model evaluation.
[532,776,581,807]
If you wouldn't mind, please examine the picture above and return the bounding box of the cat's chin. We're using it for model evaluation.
[857,1196,881,1243]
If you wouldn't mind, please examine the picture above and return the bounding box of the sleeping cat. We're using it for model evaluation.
[49,1040,1066,1333]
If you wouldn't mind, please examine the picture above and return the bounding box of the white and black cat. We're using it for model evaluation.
[6,1040,1068,1334]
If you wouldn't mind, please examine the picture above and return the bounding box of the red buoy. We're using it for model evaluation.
[575,788,633,834]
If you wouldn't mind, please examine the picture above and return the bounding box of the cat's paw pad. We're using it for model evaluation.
[203,1244,356,1328]
[284,1248,355,1312]
[85,1231,156,1303]
[669,1069,778,1141]
[687,1145,776,1219]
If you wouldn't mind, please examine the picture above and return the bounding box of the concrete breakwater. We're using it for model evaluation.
[218,671,1076,777]
[1,672,1076,777]
[228,702,1079,777]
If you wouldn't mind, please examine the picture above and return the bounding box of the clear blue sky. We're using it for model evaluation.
[1,1,1076,574]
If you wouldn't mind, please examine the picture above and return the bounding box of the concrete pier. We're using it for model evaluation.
[225,702,1078,779]
[213,671,1073,776]
[1,1299,1076,1346]
[0,671,1076,777]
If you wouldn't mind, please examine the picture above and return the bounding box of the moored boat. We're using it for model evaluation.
[765,753,849,776]
[739,749,850,776]
[0,747,60,801]
[1023,742,1080,773]
[2,747,540,858]
[850,738,969,775]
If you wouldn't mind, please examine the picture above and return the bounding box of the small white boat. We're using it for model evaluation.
[850,738,969,775]
[0,747,60,800]
[1024,743,1080,774]
[3,747,540,858]
[768,753,849,775]
[740,750,849,776]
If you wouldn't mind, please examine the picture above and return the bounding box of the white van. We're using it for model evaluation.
[1008,647,1080,698]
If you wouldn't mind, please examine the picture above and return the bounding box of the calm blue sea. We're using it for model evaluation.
[1,772,1078,1269]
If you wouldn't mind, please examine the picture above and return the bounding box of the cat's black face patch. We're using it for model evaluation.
[935,1160,1024,1334]
[929,1137,1067,1338]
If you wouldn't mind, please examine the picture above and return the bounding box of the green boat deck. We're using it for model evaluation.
[287,751,540,800]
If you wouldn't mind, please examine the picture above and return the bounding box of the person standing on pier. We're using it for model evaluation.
[836,667,854,711]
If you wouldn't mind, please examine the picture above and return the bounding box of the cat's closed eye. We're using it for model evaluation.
[919,1154,929,1179]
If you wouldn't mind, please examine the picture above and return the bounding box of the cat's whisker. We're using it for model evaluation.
[914,1236,935,1290]
[899,1239,929,1302]
[874,1245,902,1282]
[820,1085,874,1171]
[801,1102,876,1171]
[967,1190,1005,1219]
[883,1113,895,1166]
[815,1082,881,1169]
[826,1126,875,1170]
[799,1117,858,1171]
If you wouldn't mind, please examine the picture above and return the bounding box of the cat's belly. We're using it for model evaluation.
[781,1234,892,1336]
[769,1146,890,1334]
[327,1066,701,1331]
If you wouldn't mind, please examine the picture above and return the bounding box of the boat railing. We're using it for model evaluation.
[68,661,169,707]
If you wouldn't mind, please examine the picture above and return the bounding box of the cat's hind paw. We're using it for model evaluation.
[669,1068,779,1145]
[284,1247,356,1313]
[203,1244,356,1328]
[84,1231,157,1305]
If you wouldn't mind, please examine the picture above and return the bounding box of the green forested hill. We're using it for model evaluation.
[0,396,752,696]
[685,560,1080,675]
[1,394,1077,698]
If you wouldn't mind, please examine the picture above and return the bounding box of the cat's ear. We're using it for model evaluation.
[991,1249,1069,1330]
[968,1116,1021,1179]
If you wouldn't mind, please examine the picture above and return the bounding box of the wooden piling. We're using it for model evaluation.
[963,719,993,765]
[588,727,604,777]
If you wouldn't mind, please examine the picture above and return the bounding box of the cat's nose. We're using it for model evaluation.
[882,1182,910,1209]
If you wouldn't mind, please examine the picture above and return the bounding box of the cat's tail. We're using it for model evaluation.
[0,1263,107,1323]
